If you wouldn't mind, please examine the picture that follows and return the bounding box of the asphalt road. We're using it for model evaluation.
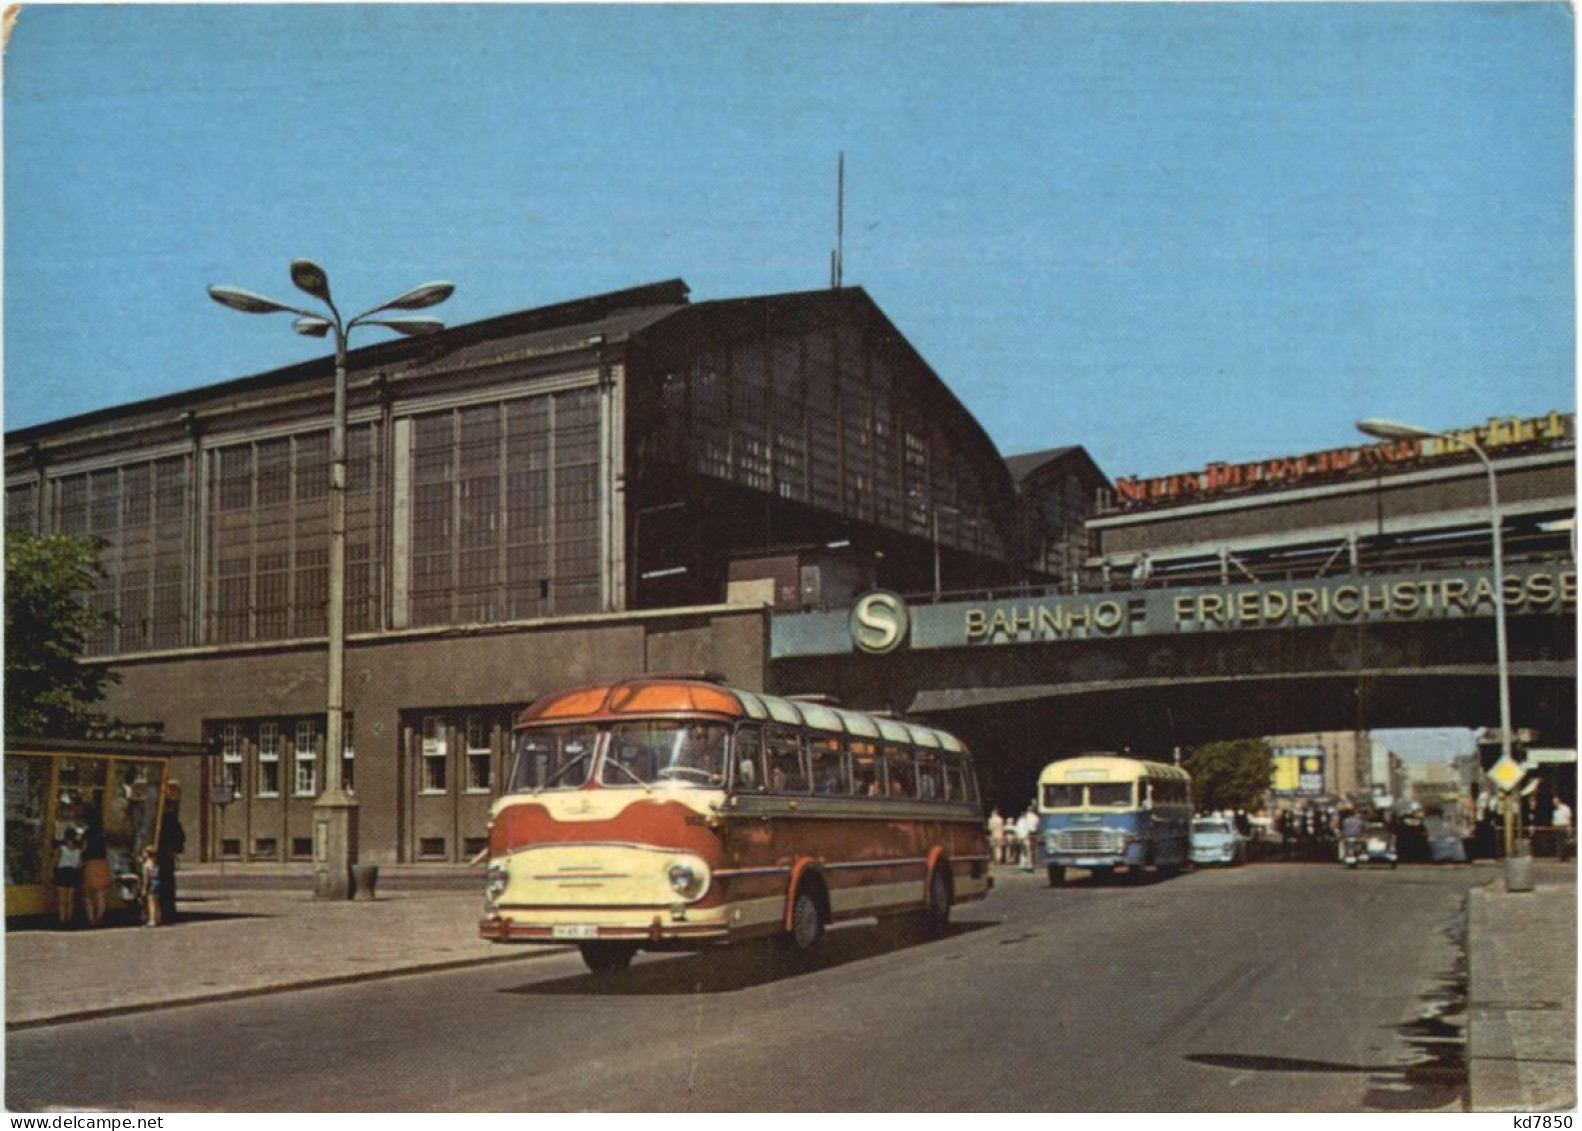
[7,863,1480,1112]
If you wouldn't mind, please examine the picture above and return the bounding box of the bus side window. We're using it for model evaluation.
[916,752,943,800]
[808,736,842,795]
[764,726,808,794]
[850,744,881,796]
[961,756,979,804]
[733,725,763,792]
[941,753,965,800]
[884,745,917,798]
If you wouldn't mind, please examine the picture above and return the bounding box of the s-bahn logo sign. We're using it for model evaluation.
[850,590,909,654]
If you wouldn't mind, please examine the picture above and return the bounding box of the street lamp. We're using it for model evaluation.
[1356,418,1516,857]
[210,261,453,899]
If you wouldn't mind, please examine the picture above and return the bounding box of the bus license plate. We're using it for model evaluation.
[552,925,598,940]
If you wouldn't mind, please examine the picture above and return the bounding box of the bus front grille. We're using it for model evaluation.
[1054,829,1119,854]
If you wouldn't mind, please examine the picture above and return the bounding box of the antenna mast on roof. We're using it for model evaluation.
[831,151,845,289]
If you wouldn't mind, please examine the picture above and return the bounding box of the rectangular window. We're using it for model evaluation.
[220,838,242,860]
[883,745,917,799]
[808,736,845,795]
[294,720,319,797]
[763,726,808,794]
[220,724,244,792]
[421,716,448,793]
[732,725,763,792]
[418,837,447,860]
[257,722,281,798]
[291,837,313,859]
[916,751,945,800]
[252,837,278,859]
[463,836,489,859]
[465,715,492,793]
[849,741,882,797]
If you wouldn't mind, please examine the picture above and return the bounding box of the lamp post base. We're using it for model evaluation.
[312,790,360,901]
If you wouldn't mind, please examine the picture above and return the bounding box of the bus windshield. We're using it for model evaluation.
[1088,783,1134,807]
[1042,782,1135,809]
[600,721,730,788]
[511,725,600,792]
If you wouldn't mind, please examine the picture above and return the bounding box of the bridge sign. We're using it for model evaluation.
[1488,755,1528,794]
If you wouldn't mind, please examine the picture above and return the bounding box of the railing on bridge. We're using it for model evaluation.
[890,542,1574,611]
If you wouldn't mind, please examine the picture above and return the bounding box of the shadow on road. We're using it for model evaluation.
[4,909,266,933]
[1186,912,1469,1112]
[501,920,994,997]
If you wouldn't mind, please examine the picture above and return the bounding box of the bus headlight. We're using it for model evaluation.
[667,860,707,900]
[485,862,509,903]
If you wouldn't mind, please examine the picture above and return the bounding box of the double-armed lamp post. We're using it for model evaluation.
[210,261,454,899]
[1356,417,1516,857]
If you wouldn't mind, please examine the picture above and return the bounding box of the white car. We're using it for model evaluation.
[1190,817,1245,866]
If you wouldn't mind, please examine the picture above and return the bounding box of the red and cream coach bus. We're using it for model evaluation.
[479,677,989,974]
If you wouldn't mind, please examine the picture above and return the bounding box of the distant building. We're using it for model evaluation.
[1003,445,1110,586]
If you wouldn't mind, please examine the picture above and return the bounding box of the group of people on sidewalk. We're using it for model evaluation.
[987,806,1040,871]
[50,796,184,929]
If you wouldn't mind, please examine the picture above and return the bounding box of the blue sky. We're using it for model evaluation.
[5,3,1573,482]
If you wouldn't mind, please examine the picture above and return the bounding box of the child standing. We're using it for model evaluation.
[53,830,84,926]
[139,845,162,928]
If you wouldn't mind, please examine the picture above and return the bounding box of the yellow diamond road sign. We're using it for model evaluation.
[1489,756,1528,793]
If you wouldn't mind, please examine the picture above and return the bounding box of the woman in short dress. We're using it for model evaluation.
[79,804,111,927]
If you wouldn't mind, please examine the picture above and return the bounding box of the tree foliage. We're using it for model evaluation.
[1184,737,1274,813]
[5,533,118,738]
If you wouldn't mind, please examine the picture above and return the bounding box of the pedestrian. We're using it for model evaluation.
[156,787,186,925]
[1018,806,1039,873]
[988,808,1006,863]
[79,803,111,927]
[1131,553,1153,588]
[1553,797,1573,861]
[139,845,162,928]
[52,829,84,926]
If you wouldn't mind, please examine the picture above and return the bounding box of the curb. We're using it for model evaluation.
[6,944,569,1033]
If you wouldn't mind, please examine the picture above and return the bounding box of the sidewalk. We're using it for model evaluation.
[1467,861,1577,1112]
[5,886,563,1029]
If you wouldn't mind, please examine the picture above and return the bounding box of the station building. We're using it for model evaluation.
[4,280,1035,864]
[7,271,1573,861]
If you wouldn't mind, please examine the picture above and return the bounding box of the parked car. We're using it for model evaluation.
[1342,822,1397,868]
[1190,816,1245,866]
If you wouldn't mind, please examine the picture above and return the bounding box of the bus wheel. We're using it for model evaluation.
[922,867,952,936]
[1047,865,1065,887]
[579,941,637,977]
[777,886,825,962]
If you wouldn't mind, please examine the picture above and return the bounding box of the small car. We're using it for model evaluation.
[1342,822,1397,868]
[1190,817,1245,866]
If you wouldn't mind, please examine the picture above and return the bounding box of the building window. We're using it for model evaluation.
[220,838,242,860]
[220,725,244,793]
[466,715,493,793]
[252,837,278,859]
[257,722,281,798]
[421,717,448,794]
[463,836,489,859]
[291,837,313,859]
[419,837,447,860]
[294,720,319,797]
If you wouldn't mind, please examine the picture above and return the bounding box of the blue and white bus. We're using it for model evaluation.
[1037,755,1192,884]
